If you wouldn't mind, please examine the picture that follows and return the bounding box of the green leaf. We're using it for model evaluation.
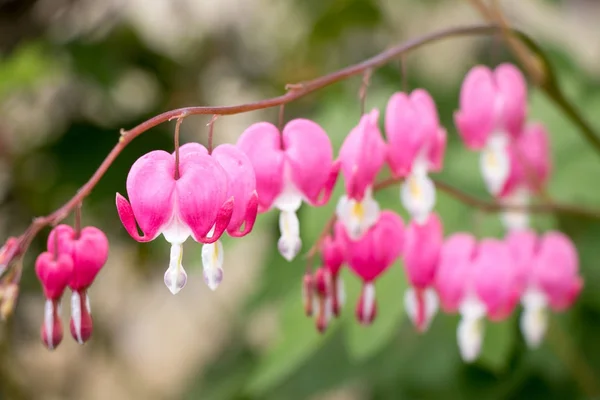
[479,314,517,372]
[345,262,408,361]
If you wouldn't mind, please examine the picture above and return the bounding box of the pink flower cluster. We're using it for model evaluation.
[27,63,582,360]
[34,224,108,349]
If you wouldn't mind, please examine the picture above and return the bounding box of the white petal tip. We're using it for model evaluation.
[278,236,301,262]
[164,267,188,295]
[203,267,223,291]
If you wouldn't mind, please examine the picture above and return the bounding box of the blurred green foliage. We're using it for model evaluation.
[2,0,600,399]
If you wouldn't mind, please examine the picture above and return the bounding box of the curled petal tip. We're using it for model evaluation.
[228,191,259,238]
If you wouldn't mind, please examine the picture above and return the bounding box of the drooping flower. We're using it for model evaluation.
[435,233,484,362]
[313,267,333,333]
[35,250,74,350]
[339,210,404,325]
[455,64,527,196]
[402,212,443,332]
[320,222,346,317]
[48,224,109,344]
[336,109,387,239]
[499,123,551,231]
[237,119,339,261]
[506,230,582,348]
[386,90,446,223]
[116,144,234,294]
[200,143,259,290]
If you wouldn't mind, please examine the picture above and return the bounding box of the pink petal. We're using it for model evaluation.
[517,123,551,192]
[212,144,258,236]
[473,239,520,321]
[403,213,443,289]
[237,122,285,211]
[386,92,423,177]
[321,234,345,276]
[495,63,527,139]
[35,252,74,300]
[505,229,538,289]
[283,119,337,205]
[435,233,477,313]
[118,150,176,241]
[177,152,232,242]
[534,232,582,311]
[339,109,387,200]
[48,225,109,290]
[455,66,496,150]
[341,210,404,282]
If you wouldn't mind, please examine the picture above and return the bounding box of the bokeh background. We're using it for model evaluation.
[2,0,600,399]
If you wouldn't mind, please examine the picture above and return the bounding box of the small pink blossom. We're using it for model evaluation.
[403,212,443,331]
[237,119,339,261]
[455,63,527,150]
[339,210,404,325]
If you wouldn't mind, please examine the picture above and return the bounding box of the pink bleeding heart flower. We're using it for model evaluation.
[435,233,477,313]
[533,232,582,311]
[402,213,443,332]
[48,224,108,345]
[336,109,387,239]
[116,143,234,294]
[506,230,582,347]
[237,119,339,261]
[313,267,333,333]
[434,233,486,362]
[320,223,346,317]
[504,123,551,196]
[472,239,521,321]
[35,251,74,350]
[201,143,259,290]
[455,63,527,149]
[386,89,446,177]
[455,64,527,197]
[386,90,446,223]
[339,210,404,325]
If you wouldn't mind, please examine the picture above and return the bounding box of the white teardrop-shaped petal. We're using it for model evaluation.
[480,133,510,196]
[457,295,486,362]
[404,287,439,331]
[201,240,225,291]
[520,288,549,348]
[71,291,84,344]
[336,275,346,307]
[401,171,436,224]
[362,282,376,322]
[500,187,530,232]
[457,315,485,362]
[335,187,380,240]
[164,243,187,295]
[43,299,55,350]
[278,210,302,261]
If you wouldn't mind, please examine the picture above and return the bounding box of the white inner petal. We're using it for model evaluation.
[457,295,486,362]
[201,239,225,291]
[162,215,192,244]
[336,276,346,307]
[43,299,55,350]
[163,243,188,295]
[404,287,439,331]
[520,288,549,348]
[480,132,510,196]
[277,210,302,261]
[335,187,380,239]
[273,162,303,212]
[400,171,436,224]
[500,187,530,232]
[362,282,376,322]
[71,291,83,344]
